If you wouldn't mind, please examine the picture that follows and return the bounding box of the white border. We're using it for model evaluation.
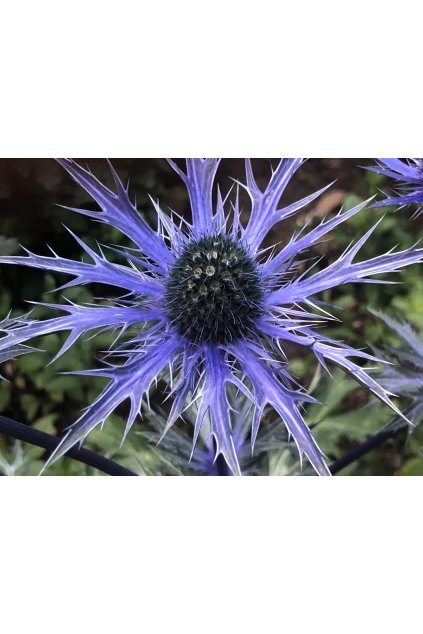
[1,2,422,156]
[1,3,422,631]
[2,477,422,633]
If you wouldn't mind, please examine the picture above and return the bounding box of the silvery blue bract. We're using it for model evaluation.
[369,158,423,212]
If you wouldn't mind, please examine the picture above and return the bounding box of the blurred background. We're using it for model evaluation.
[1,158,423,475]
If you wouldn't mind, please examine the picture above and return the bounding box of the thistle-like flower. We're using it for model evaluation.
[368,158,423,212]
[1,158,423,476]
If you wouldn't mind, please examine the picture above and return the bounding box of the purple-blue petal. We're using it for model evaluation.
[233,341,330,476]
[241,159,304,250]
[42,335,182,470]
[57,159,173,267]
[0,304,163,366]
[195,346,242,476]
[0,233,163,296]
[167,158,221,236]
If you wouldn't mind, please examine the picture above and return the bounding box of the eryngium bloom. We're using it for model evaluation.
[1,158,423,476]
[368,158,423,212]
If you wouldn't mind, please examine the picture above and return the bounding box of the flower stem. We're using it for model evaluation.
[0,414,137,476]
[330,424,407,475]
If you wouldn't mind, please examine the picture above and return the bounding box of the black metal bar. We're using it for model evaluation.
[0,414,137,476]
[329,425,406,475]
[0,412,412,477]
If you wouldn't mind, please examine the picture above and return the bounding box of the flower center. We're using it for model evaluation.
[165,235,264,344]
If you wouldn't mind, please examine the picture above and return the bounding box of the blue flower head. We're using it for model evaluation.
[368,158,423,212]
[1,158,423,476]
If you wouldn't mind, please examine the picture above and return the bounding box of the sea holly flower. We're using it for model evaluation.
[1,158,423,476]
[367,159,423,212]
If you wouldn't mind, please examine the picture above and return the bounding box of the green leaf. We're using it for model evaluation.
[20,393,40,422]
[401,458,423,476]
[0,235,19,255]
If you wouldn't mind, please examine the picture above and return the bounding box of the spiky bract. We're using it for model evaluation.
[368,158,423,212]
